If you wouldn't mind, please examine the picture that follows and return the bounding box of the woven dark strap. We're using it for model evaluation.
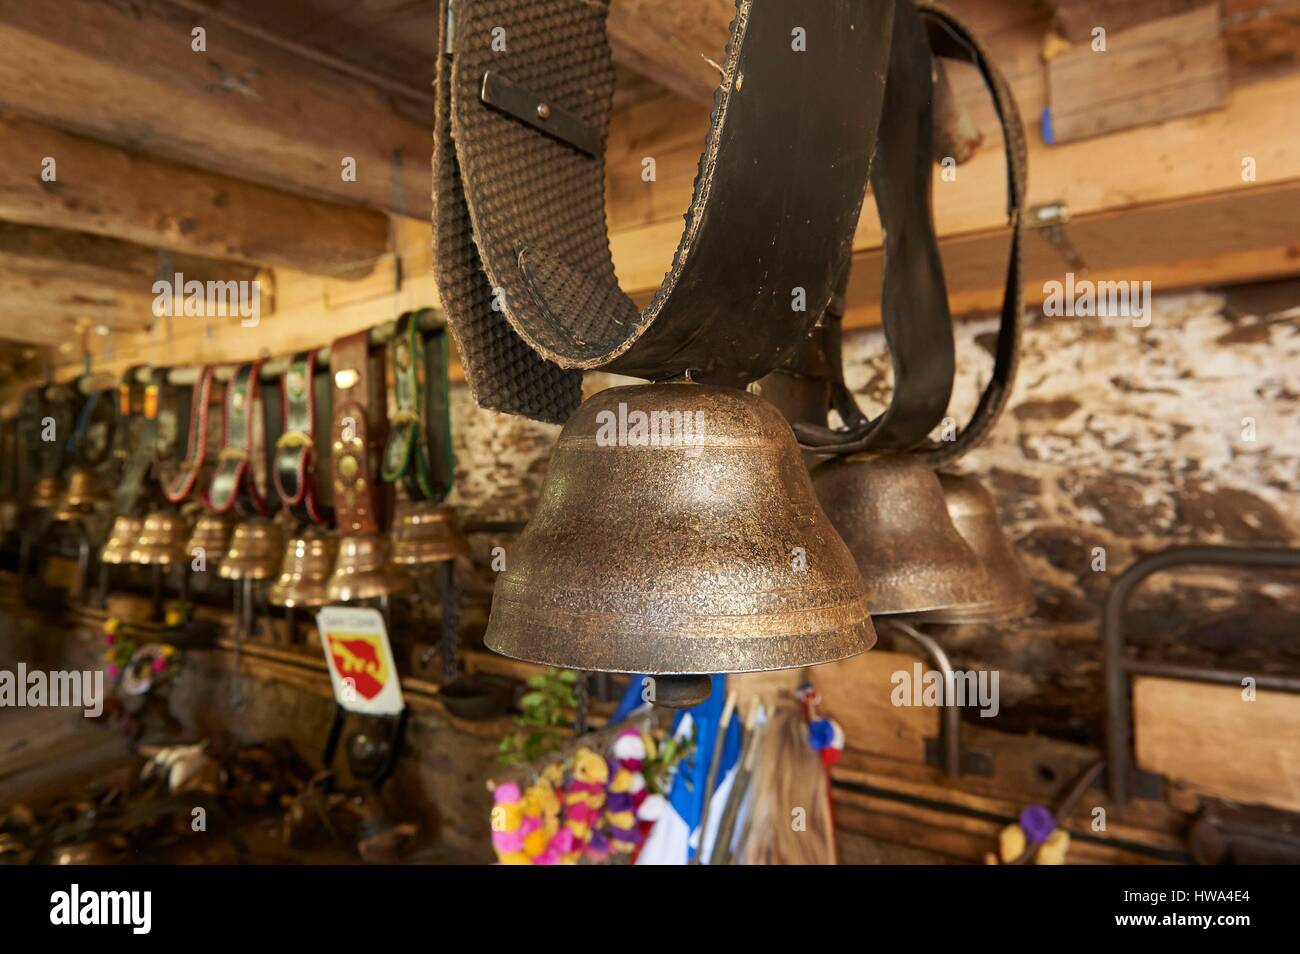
[206,361,270,515]
[273,350,325,524]
[440,0,894,418]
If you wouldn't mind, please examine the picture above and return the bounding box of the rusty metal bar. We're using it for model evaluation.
[1103,545,1300,804]
[885,619,963,780]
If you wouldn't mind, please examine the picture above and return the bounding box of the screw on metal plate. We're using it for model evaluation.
[479,71,598,157]
[1028,201,1088,273]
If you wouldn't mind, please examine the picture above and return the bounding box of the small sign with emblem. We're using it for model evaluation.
[315,606,404,715]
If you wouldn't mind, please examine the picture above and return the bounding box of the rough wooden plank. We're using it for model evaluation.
[811,650,937,762]
[1048,0,1211,44]
[0,222,258,293]
[1134,675,1300,813]
[0,273,156,346]
[0,0,431,216]
[605,0,732,104]
[1046,5,1230,144]
[839,178,1300,327]
[0,115,389,277]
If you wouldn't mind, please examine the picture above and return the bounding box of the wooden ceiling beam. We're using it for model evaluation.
[0,0,431,217]
[0,222,259,295]
[0,116,389,278]
[0,272,156,342]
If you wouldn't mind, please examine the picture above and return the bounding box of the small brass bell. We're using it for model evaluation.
[188,513,233,565]
[326,533,409,602]
[53,469,104,522]
[391,501,469,566]
[31,476,64,510]
[219,519,284,581]
[813,453,990,615]
[269,533,339,608]
[129,511,190,566]
[101,515,145,565]
[485,382,875,708]
[912,473,1034,624]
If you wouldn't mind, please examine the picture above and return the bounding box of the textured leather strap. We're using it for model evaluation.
[206,361,270,515]
[381,311,454,502]
[164,366,218,504]
[273,350,326,524]
[440,0,894,419]
[330,332,385,535]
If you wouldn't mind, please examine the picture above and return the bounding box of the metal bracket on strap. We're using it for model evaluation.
[479,71,599,157]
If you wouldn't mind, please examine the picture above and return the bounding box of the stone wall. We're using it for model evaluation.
[444,288,1300,744]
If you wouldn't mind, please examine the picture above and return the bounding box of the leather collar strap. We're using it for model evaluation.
[918,3,1025,467]
[164,366,218,504]
[330,331,384,535]
[273,350,325,524]
[17,389,47,496]
[68,379,117,471]
[793,2,1025,462]
[381,311,454,502]
[205,361,270,515]
[112,367,157,516]
[437,0,894,421]
[792,0,951,453]
[36,384,74,478]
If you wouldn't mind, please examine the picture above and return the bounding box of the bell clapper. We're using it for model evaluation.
[652,674,714,709]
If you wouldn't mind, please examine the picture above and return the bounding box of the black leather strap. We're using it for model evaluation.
[112,367,158,516]
[794,0,952,453]
[440,0,895,419]
[206,361,270,516]
[273,350,326,525]
[918,3,1026,466]
[793,2,1026,462]
[36,384,74,479]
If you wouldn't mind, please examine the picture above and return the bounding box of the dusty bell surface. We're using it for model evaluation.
[813,452,990,615]
[188,513,233,564]
[219,519,284,581]
[129,511,190,566]
[484,381,875,686]
[101,515,145,565]
[912,472,1035,624]
[326,532,409,602]
[391,501,470,566]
